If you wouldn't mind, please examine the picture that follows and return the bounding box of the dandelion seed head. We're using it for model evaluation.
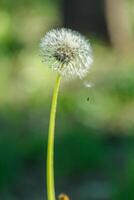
[40,28,93,79]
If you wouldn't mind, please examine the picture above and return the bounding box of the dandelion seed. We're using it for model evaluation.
[87,97,90,101]
[40,28,93,79]
[83,80,94,88]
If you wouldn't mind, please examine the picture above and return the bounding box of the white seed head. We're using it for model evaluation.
[40,28,93,79]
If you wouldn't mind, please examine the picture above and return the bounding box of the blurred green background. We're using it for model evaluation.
[0,0,134,199]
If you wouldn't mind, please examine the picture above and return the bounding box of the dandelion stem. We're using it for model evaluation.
[47,74,61,200]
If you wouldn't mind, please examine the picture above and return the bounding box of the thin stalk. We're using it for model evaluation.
[47,74,61,200]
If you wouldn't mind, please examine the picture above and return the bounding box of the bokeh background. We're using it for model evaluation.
[0,0,134,199]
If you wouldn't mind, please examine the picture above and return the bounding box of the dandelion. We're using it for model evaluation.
[40,28,93,79]
[39,28,93,200]
[58,193,70,200]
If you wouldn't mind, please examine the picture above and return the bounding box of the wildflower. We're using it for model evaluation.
[58,193,70,200]
[40,28,93,200]
[40,28,93,79]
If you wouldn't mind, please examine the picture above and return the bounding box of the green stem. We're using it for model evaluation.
[47,74,61,200]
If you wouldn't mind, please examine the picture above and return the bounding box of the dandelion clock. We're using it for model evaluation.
[39,28,93,200]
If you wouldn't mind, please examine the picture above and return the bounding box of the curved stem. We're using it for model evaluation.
[47,74,61,200]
